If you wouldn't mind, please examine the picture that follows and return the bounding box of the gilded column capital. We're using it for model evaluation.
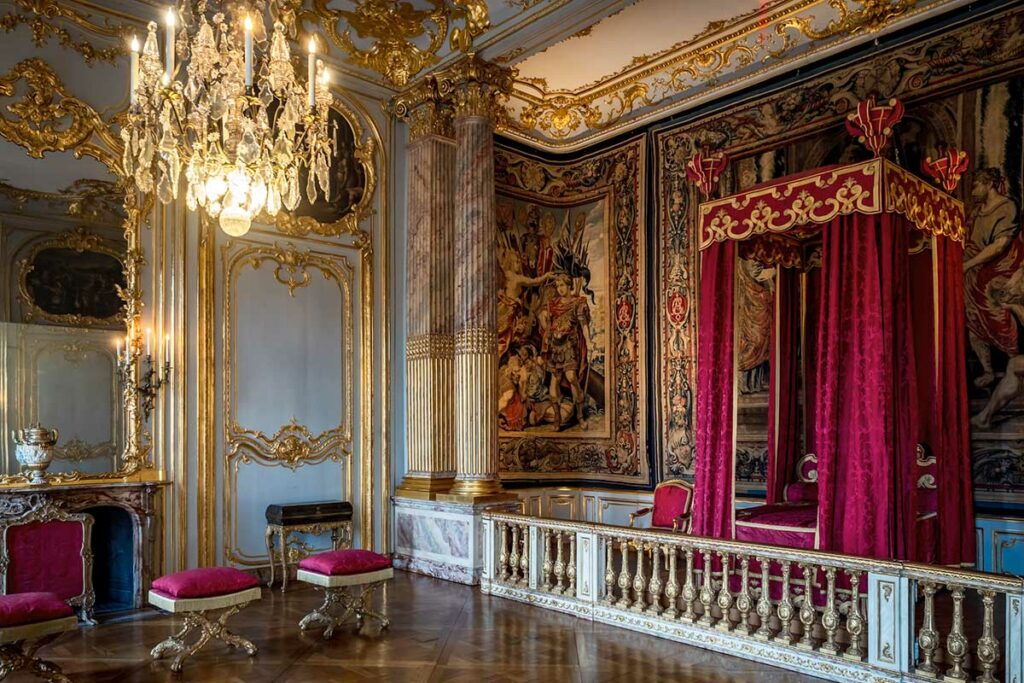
[392,80,454,143]
[434,54,515,122]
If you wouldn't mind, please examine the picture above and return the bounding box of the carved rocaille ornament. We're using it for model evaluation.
[0,0,132,65]
[311,0,490,88]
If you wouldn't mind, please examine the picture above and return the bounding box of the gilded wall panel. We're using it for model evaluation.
[220,237,355,566]
[494,136,648,486]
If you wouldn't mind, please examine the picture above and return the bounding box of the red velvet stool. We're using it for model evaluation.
[296,549,393,638]
[0,592,77,682]
[148,567,261,672]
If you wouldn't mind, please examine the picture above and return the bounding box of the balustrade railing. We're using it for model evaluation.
[481,511,1024,683]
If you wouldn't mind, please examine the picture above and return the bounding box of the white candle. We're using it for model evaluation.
[165,334,171,365]
[146,328,152,358]
[307,36,316,108]
[129,36,139,106]
[244,16,253,89]
[116,337,122,363]
[164,7,175,80]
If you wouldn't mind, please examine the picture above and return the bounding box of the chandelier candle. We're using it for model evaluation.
[123,2,335,236]
[164,7,175,77]
[129,36,139,105]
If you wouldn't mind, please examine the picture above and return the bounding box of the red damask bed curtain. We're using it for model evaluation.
[692,239,736,539]
[766,266,801,504]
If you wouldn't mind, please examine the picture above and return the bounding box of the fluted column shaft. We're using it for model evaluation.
[398,125,457,497]
[449,110,502,496]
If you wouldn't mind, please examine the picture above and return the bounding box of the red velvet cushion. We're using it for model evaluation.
[6,520,85,601]
[151,567,259,599]
[651,484,692,528]
[784,481,818,503]
[0,592,73,627]
[298,549,391,576]
[736,503,818,528]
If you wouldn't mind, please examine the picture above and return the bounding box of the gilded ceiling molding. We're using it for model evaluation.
[310,0,490,88]
[501,0,939,146]
[0,0,131,64]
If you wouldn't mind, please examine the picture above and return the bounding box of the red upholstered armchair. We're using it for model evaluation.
[629,480,694,532]
[0,502,95,624]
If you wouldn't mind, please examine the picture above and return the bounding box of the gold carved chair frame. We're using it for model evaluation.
[0,56,153,483]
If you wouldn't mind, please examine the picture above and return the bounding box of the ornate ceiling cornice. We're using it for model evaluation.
[497,0,968,151]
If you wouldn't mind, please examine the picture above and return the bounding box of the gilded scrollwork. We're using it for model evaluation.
[312,0,490,88]
[0,0,131,65]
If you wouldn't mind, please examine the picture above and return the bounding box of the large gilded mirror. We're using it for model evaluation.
[0,23,150,482]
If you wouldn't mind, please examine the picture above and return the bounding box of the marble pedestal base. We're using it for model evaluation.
[392,496,519,585]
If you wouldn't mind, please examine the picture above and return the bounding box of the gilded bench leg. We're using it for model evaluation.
[0,634,71,683]
[299,582,389,639]
[152,604,257,672]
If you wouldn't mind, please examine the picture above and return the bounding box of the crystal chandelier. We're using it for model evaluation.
[122,1,335,237]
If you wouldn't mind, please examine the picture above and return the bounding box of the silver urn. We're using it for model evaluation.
[11,424,59,485]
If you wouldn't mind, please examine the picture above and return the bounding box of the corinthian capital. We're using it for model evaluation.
[433,54,515,121]
[392,79,454,143]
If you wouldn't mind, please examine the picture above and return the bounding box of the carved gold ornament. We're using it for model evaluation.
[313,0,491,87]
[0,58,118,165]
[0,0,132,65]
[503,0,930,146]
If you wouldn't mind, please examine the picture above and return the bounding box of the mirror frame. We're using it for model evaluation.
[0,57,152,483]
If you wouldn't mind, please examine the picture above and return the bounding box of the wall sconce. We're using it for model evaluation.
[116,329,171,421]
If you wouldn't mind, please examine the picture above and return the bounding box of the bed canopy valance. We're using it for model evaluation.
[690,109,975,566]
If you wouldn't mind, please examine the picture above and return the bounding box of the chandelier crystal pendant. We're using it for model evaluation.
[122,1,336,237]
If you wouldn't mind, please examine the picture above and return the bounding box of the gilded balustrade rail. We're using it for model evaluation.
[480,511,1024,683]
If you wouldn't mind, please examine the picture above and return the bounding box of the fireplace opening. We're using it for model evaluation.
[83,506,135,613]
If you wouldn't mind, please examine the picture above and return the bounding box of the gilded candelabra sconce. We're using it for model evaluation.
[116,329,171,421]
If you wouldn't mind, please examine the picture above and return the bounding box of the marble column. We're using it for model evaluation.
[396,95,457,498]
[443,63,514,500]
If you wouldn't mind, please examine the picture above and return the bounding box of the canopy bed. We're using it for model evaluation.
[690,153,974,566]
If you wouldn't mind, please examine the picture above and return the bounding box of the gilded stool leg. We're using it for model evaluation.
[265,527,276,588]
[152,604,257,673]
[0,635,71,683]
[299,581,389,639]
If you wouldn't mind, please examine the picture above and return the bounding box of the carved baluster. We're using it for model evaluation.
[518,524,529,582]
[498,523,509,582]
[509,524,520,583]
[603,537,616,605]
[631,542,647,612]
[977,589,1000,683]
[553,531,566,594]
[915,581,939,675]
[663,545,680,619]
[735,555,753,635]
[698,550,715,626]
[715,552,734,631]
[797,563,817,650]
[844,570,865,662]
[616,538,633,609]
[820,567,840,655]
[682,548,698,622]
[754,557,773,640]
[567,534,577,596]
[541,529,552,591]
[945,584,969,682]
[647,544,664,615]
[775,561,795,645]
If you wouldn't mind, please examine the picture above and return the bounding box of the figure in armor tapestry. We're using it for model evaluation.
[496,194,610,438]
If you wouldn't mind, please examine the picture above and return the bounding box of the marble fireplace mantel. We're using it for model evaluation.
[0,481,169,610]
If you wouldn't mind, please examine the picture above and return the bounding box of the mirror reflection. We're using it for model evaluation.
[0,141,128,480]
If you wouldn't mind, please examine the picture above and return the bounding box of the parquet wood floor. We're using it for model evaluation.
[14,571,821,682]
